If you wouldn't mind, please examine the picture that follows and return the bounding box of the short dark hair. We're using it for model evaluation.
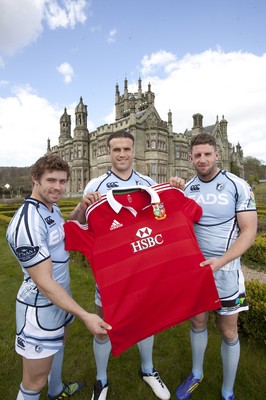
[190,133,217,151]
[31,154,70,181]
[107,130,134,148]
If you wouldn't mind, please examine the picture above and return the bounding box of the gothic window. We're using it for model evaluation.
[77,146,82,158]
[92,145,97,159]
[151,163,156,181]
[176,146,180,158]
[70,149,73,160]
[181,151,188,160]
[151,140,156,149]
[158,164,166,183]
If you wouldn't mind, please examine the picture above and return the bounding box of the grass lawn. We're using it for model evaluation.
[0,224,265,399]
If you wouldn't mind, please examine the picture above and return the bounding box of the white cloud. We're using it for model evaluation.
[1,49,266,167]
[136,49,266,162]
[140,50,177,75]
[56,62,74,83]
[0,0,88,57]
[45,0,87,29]
[0,85,62,166]
[0,0,44,55]
[107,28,117,43]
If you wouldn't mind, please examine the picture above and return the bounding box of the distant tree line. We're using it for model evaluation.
[243,156,266,187]
[0,158,265,197]
[0,167,32,197]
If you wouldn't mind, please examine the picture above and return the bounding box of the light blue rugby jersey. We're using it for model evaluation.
[6,197,70,306]
[84,169,156,195]
[185,170,256,271]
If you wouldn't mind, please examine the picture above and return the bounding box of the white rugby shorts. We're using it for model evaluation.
[15,304,74,359]
[214,269,249,315]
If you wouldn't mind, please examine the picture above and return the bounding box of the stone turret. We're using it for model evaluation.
[59,107,71,145]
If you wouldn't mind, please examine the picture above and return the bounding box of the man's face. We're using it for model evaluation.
[32,170,68,209]
[190,143,219,180]
[109,137,134,175]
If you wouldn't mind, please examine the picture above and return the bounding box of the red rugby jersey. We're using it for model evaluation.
[64,183,221,356]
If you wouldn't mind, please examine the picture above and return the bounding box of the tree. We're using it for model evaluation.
[243,156,266,181]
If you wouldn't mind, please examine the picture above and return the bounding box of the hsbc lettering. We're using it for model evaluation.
[131,234,164,253]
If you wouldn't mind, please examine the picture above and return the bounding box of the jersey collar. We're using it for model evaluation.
[106,185,160,215]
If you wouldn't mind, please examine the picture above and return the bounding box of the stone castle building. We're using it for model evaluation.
[47,78,244,196]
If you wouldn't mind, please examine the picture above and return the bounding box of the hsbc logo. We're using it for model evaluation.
[136,227,152,238]
[131,226,164,253]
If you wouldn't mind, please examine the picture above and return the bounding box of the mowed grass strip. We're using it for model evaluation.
[0,222,265,399]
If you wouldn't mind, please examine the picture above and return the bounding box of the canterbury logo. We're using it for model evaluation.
[106,182,119,188]
[17,337,25,349]
[190,184,200,191]
[110,219,123,230]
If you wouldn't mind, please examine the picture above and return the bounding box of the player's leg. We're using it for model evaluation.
[17,355,53,399]
[218,313,239,400]
[138,336,170,400]
[91,286,110,400]
[216,269,248,400]
[46,326,85,399]
[176,311,208,400]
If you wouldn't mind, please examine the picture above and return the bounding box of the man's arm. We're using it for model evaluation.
[200,210,258,272]
[68,191,101,223]
[28,259,112,335]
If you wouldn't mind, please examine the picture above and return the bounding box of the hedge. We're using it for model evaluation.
[238,280,266,343]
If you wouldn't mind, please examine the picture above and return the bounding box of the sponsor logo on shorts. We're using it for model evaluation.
[17,336,25,350]
[15,246,39,262]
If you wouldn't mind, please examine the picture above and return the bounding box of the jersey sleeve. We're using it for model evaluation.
[236,180,256,212]
[64,221,94,263]
[6,206,50,269]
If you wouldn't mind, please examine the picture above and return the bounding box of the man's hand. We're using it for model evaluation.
[200,258,222,273]
[68,191,101,223]
[83,313,112,336]
[169,176,185,191]
[79,191,101,211]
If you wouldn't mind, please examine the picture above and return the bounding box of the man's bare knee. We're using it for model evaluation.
[190,312,209,330]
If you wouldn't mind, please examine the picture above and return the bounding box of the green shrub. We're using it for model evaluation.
[242,233,266,268]
[238,280,266,343]
[0,214,11,226]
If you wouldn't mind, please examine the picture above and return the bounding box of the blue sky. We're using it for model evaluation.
[0,0,266,167]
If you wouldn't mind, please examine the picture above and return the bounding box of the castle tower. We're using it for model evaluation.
[71,97,89,194]
[192,113,204,135]
[59,107,71,145]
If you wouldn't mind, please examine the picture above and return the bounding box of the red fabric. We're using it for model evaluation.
[64,183,221,356]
